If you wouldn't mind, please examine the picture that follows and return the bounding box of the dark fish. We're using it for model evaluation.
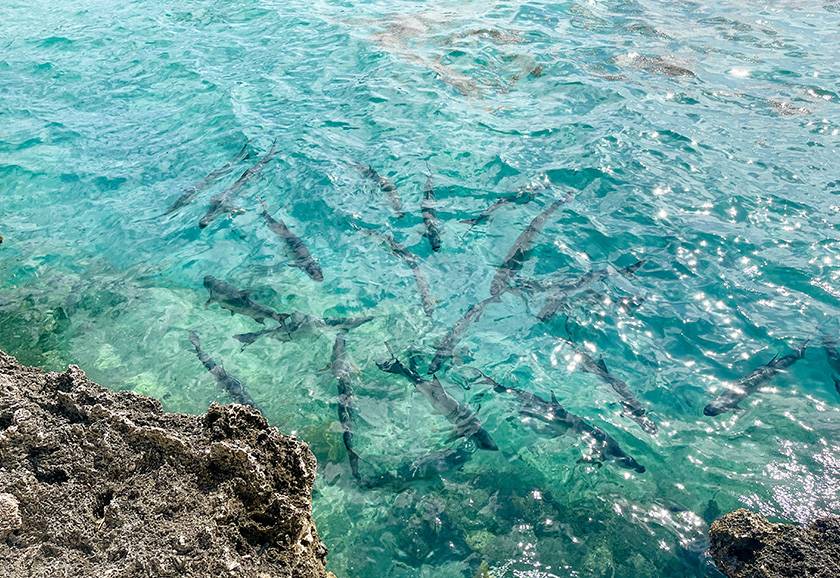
[560,338,657,434]
[824,339,840,394]
[360,443,474,489]
[234,311,373,346]
[331,331,361,481]
[199,139,278,229]
[538,260,644,321]
[704,344,808,416]
[188,331,258,408]
[369,231,435,316]
[421,173,442,252]
[203,275,288,325]
[478,371,645,473]
[165,142,251,215]
[361,165,404,217]
[261,205,324,282]
[461,176,551,227]
[377,351,498,451]
[490,198,566,297]
[427,295,499,374]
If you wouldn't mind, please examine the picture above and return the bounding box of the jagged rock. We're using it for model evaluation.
[0,350,331,577]
[709,509,840,578]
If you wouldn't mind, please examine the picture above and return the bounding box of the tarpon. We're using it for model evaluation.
[461,176,551,227]
[203,275,288,325]
[616,53,695,78]
[261,204,324,282]
[538,260,644,321]
[490,197,566,297]
[824,339,840,394]
[427,295,499,374]
[234,311,373,347]
[368,231,435,316]
[421,173,442,252]
[165,142,251,215]
[361,443,474,489]
[361,165,404,217]
[559,338,657,434]
[377,351,498,451]
[188,331,258,408]
[704,344,808,416]
[331,331,361,481]
[199,139,278,229]
[478,371,645,473]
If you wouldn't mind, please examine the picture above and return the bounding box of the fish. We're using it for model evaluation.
[490,198,566,297]
[476,371,645,473]
[199,139,278,229]
[704,344,808,416]
[203,275,288,325]
[427,295,499,374]
[360,165,404,217]
[461,176,551,227]
[188,331,259,408]
[559,338,657,434]
[824,338,840,394]
[331,331,361,481]
[377,351,498,451]
[368,231,435,316]
[165,142,251,215]
[538,260,644,321]
[616,53,695,78]
[234,311,373,346]
[421,173,442,252]
[261,203,324,282]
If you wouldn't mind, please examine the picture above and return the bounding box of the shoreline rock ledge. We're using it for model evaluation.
[709,509,840,578]
[0,350,334,578]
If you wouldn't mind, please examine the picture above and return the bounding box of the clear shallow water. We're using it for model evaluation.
[1,0,839,576]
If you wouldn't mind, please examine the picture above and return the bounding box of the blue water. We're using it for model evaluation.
[2,1,839,576]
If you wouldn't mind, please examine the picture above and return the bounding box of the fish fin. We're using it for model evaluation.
[766,352,780,366]
[550,391,560,405]
[204,299,211,309]
[595,357,609,373]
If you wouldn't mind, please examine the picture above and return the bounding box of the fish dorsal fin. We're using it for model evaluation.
[550,391,560,405]
[596,357,609,373]
[766,352,780,366]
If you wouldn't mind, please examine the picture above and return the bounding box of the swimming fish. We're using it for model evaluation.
[461,176,551,227]
[234,311,373,346]
[199,139,278,229]
[427,295,499,375]
[188,331,259,408]
[377,350,498,451]
[617,53,695,78]
[331,331,361,481]
[559,338,658,434]
[165,142,252,216]
[538,260,644,321]
[360,165,404,217]
[261,203,324,282]
[367,230,435,316]
[421,173,442,252]
[490,197,566,297]
[704,344,808,416]
[824,338,840,394]
[479,371,645,473]
[203,275,288,325]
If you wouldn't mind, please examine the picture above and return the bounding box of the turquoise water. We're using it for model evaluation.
[2,0,839,576]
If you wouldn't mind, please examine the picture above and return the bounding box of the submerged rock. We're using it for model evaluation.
[0,349,331,577]
[709,509,840,578]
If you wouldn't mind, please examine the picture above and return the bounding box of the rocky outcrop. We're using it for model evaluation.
[709,509,840,578]
[0,350,331,578]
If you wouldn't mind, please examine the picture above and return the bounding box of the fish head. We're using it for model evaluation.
[617,455,646,473]
[307,263,324,282]
[702,401,727,417]
[203,275,219,290]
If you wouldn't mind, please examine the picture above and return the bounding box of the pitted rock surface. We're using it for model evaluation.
[0,350,330,578]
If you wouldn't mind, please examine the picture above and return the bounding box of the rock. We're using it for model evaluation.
[0,349,331,577]
[709,509,840,578]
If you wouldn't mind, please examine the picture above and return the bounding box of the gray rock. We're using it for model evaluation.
[0,349,331,577]
[709,509,840,578]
